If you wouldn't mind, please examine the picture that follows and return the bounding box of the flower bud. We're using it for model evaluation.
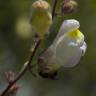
[4,71,20,96]
[32,0,51,11]
[62,0,78,14]
[30,0,52,39]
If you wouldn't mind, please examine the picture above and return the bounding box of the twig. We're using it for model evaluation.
[52,0,58,18]
[1,39,41,96]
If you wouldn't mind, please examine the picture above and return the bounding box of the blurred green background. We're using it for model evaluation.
[0,0,96,96]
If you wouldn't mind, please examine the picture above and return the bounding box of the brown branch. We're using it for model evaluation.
[52,0,58,18]
[1,39,41,96]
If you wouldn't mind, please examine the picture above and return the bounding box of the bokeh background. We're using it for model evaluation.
[0,0,96,96]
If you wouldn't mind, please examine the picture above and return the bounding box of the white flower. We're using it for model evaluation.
[38,19,87,77]
[54,19,87,67]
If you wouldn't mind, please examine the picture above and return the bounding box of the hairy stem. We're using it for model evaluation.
[1,40,41,96]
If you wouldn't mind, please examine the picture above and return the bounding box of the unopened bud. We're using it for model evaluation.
[30,0,52,39]
[4,71,20,96]
[32,0,50,11]
[62,0,78,14]
[5,71,15,84]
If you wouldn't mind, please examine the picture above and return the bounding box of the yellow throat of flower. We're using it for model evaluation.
[67,29,84,39]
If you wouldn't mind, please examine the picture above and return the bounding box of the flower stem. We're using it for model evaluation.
[52,0,58,18]
[1,40,41,96]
